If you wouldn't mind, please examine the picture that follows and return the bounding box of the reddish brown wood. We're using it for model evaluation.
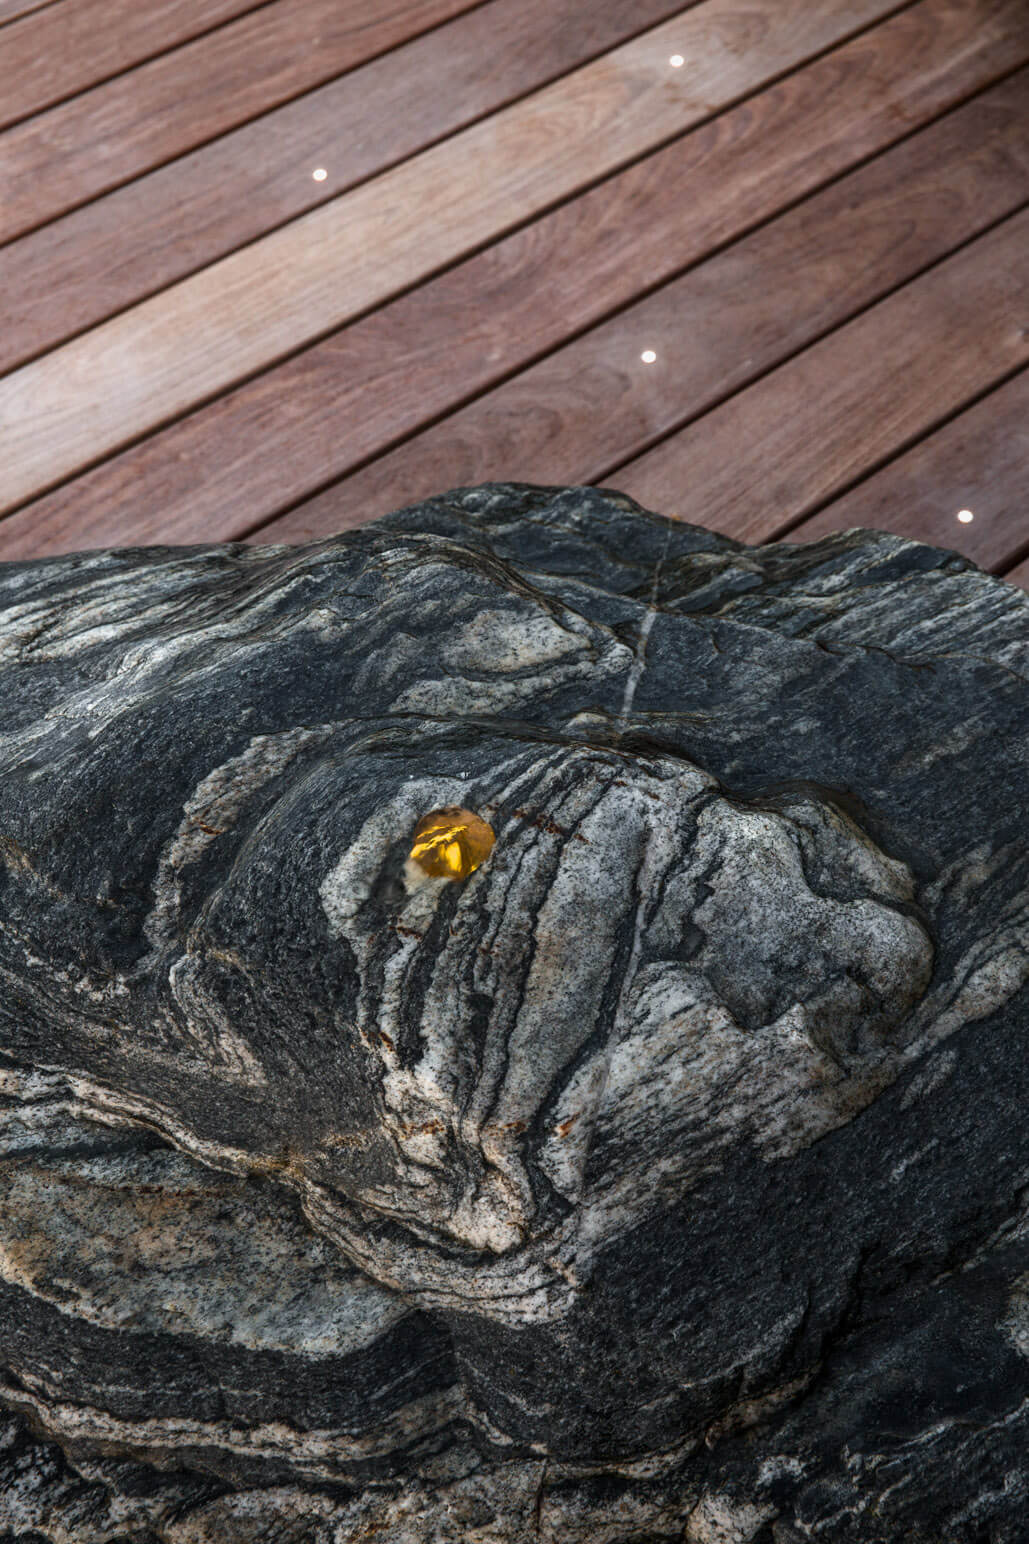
[1001,555,1029,591]
[0,0,63,24]
[0,0,906,515]
[0,0,269,129]
[784,368,1029,574]
[0,0,484,242]
[606,209,1029,543]
[4,18,1025,559]
[248,107,1029,547]
[0,0,698,371]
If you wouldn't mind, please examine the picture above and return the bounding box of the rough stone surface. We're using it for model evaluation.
[0,481,1026,1543]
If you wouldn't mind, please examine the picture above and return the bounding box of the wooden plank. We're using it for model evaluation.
[2,2,1023,558]
[243,96,1029,547]
[0,0,484,240]
[605,209,1029,544]
[1001,555,1029,591]
[0,0,699,372]
[0,0,269,129]
[0,0,62,25]
[783,368,1029,574]
[0,0,939,518]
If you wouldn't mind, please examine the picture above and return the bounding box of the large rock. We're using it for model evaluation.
[0,482,1026,1543]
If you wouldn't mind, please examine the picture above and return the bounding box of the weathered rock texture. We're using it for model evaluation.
[0,482,1026,1543]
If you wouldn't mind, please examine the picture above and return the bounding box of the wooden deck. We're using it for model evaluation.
[1,0,1027,589]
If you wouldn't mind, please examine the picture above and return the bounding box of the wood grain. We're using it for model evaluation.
[3,5,1023,558]
[243,89,1029,547]
[0,0,700,372]
[0,0,930,518]
[784,368,1029,574]
[0,0,484,241]
[0,0,268,129]
[0,0,62,24]
[606,208,1029,543]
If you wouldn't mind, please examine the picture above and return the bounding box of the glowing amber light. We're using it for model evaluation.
[409,807,495,880]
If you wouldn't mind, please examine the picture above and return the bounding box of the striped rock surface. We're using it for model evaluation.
[0,482,1026,1543]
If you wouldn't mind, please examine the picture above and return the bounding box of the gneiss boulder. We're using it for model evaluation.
[0,482,1026,1543]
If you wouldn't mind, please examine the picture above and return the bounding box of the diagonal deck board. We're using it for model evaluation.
[238,104,1029,550]
[0,0,704,372]
[606,209,1029,543]
[0,0,1024,594]
[0,0,269,129]
[786,368,1029,575]
[0,0,484,241]
[1003,555,1029,591]
[0,0,69,25]
[0,0,928,516]
[2,6,1023,559]
[4,0,1025,376]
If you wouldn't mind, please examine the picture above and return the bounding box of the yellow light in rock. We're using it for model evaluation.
[957,509,974,523]
[669,54,684,67]
[641,349,657,363]
[312,167,328,181]
[409,807,495,880]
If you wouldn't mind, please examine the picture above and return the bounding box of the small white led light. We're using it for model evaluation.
[669,54,684,67]
[957,509,974,523]
[641,349,657,363]
[312,167,328,181]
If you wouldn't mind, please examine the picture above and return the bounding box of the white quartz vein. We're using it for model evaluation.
[617,517,675,733]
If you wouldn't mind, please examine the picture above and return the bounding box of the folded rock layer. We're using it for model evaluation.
[0,482,1026,1542]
